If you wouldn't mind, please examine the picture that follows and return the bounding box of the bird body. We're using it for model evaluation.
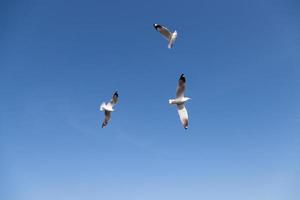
[169,74,190,129]
[100,102,115,112]
[153,24,178,49]
[168,30,177,49]
[169,97,190,105]
[100,91,119,128]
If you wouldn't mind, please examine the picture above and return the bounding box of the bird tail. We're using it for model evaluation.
[100,102,106,111]
[169,99,174,104]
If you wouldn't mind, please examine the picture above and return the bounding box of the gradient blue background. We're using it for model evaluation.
[1,0,300,199]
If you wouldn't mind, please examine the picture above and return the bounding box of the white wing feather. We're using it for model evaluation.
[177,104,189,129]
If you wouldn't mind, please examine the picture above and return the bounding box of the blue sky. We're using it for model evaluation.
[1,0,300,199]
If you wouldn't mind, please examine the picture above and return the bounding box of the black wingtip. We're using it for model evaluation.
[153,23,161,30]
[114,91,119,97]
[179,74,186,82]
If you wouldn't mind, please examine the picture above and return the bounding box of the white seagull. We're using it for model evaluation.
[169,74,190,129]
[100,91,119,128]
[153,24,177,49]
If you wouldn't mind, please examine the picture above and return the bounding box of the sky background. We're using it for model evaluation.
[1,0,300,199]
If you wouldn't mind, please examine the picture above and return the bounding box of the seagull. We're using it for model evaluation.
[100,91,119,128]
[153,24,177,49]
[169,74,190,129]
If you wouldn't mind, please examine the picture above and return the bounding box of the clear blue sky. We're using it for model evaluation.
[1,0,300,199]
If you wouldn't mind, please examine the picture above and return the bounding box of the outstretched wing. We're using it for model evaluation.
[102,110,111,128]
[176,74,186,98]
[177,103,188,129]
[106,91,119,109]
[110,91,118,105]
[153,24,172,40]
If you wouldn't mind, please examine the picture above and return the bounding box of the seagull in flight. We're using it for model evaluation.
[100,91,119,128]
[169,74,190,129]
[153,24,178,49]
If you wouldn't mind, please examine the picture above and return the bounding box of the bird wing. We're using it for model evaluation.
[106,91,118,110]
[177,103,188,129]
[102,110,111,128]
[176,74,186,98]
[110,91,118,106]
[154,24,172,40]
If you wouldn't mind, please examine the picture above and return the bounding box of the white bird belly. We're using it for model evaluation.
[101,104,114,112]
